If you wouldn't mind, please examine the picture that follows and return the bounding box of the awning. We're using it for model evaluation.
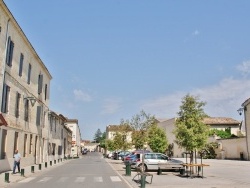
[0,114,8,126]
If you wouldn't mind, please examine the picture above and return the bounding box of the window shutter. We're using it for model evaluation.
[36,106,42,126]
[1,84,7,113]
[38,74,43,94]
[5,36,11,65]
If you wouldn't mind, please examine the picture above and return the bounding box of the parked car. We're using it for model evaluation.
[118,151,131,160]
[131,152,183,171]
[82,148,88,155]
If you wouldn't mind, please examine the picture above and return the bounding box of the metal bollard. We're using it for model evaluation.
[5,172,9,183]
[39,164,42,170]
[141,174,146,188]
[21,169,25,176]
[45,162,47,168]
[125,162,131,176]
[58,159,60,163]
[50,161,52,166]
[31,166,34,173]
[54,160,56,164]
[157,167,162,175]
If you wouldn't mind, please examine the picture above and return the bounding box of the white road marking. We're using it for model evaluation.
[38,177,52,182]
[110,176,121,182]
[94,176,103,182]
[75,177,86,182]
[19,177,36,183]
[58,177,69,182]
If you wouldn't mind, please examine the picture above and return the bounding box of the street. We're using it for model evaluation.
[5,152,131,188]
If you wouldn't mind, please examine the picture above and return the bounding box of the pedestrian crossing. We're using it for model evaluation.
[18,176,122,184]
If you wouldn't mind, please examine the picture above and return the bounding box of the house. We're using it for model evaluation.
[241,98,250,160]
[158,117,241,158]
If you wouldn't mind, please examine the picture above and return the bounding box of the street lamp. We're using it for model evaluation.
[24,96,37,107]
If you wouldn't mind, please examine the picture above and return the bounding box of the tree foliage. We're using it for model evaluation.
[94,128,103,143]
[129,110,156,149]
[147,124,168,153]
[173,94,210,162]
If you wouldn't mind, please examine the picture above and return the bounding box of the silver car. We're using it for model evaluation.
[131,152,183,171]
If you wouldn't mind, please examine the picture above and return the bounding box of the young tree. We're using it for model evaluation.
[173,94,209,164]
[130,110,156,149]
[94,128,103,143]
[147,124,168,153]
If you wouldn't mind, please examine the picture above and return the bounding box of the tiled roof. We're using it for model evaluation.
[203,117,240,125]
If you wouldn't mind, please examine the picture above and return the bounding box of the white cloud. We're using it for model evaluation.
[192,29,200,36]
[101,98,122,115]
[73,89,92,102]
[141,77,250,120]
[237,60,250,77]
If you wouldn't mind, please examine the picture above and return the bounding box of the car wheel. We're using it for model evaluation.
[138,164,147,172]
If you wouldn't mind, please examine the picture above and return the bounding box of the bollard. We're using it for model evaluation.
[58,159,60,163]
[61,158,63,162]
[39,164,42,170]
[5,172,9,183]
[180,168,185,175]
[141,174,146,188]
[50,161,52,166]
[157,167,162,175]
[125,162,131,176]
[31,166,34,173]
[54,160,56,164]
[45,162,47,168]
[21,169,25,176]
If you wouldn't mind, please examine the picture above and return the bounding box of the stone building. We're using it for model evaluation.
[0,1,73,173]
[65,119,81,157]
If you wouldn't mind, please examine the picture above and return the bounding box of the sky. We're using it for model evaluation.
[3,0,250,140]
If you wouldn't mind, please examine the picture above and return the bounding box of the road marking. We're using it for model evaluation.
[110,176,121,182]
[19,177,36,183]
[58,177,69,182]
[75,177,85,182]
[94,176,103,182]
[38,177,52,182]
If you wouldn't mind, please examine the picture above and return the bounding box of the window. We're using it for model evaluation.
[19,53,24,76]
[27,63,32,84]
[15,92,21,118]
[24,99,29,121]
[29,134,32,154]
[23,134,27,157]
[1,84,10,113]
[13,132,18,155]
[36,106,42,126]
[0,129,7,159]
[44,84,47,100]
[38,74,43,94]
[6,36,14,67]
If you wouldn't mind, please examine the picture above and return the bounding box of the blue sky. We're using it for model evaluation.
[4,0,250,140]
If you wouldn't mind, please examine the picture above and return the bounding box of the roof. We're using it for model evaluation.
[106,125,133,132]
[203,117,240,125]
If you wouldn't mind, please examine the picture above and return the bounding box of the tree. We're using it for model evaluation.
[173,94,209,163]
[99,131,106,148]
[147,124,168,153]
[130,110,156,149]
[105,139,116,151]
[94,128,103,143]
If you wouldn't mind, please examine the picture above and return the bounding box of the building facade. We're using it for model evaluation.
[0,1,73,173]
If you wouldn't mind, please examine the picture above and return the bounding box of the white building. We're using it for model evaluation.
[65,119,81,157]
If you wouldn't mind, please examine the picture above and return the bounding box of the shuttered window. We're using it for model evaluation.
[27,64,32,84]
[38,74,43,94]
[6,36,14,67]
[15,92,21,118]
[1,84,10,113]
[36,106,42,126]
[19,53,24,76]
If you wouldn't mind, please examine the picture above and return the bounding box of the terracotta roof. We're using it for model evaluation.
[203,117,240,125]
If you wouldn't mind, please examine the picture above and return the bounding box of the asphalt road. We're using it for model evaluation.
[6,152,131,188]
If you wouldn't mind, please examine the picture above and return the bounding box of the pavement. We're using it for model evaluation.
[1,154,250,188]
[106,157,250,188]
[0,158,71,188]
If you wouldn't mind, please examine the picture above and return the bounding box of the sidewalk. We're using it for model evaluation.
[0,158,72,188]
[106,157,250,188]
